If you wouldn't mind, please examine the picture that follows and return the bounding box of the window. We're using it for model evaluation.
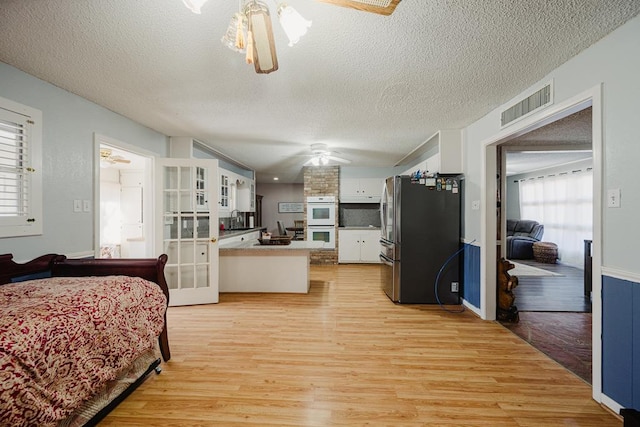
[518,168,592,267]
[0,96,42,238]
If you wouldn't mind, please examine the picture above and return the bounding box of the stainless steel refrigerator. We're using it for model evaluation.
[379,175,462,304]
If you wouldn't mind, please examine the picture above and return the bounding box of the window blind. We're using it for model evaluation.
[0,110,30,221]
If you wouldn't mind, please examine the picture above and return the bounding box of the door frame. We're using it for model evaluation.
[93,133,156,258]
[480,84,603,401]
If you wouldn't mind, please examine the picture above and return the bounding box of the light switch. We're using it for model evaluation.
[83,200,91,212]
[73,199,82,212]
[607,188,621,208]
[471,200,480,210]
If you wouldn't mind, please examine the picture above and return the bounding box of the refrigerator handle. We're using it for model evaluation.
[380,186,385,238]
[379,253,394,266]
[380,238,394,248]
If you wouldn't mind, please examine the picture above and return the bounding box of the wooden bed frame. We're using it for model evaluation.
[0,253,171,426]
[0,253,171,361]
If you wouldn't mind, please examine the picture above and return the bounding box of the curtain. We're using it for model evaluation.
[519,168,592,268]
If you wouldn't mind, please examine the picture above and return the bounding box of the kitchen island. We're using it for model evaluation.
[219,239,324,293]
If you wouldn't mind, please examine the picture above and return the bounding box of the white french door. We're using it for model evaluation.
[155,158,219,306]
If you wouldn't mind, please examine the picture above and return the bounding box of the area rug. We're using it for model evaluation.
[509,261,562,277]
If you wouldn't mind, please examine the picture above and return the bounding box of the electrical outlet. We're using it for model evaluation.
[451,282,459,292]
[73,199,82,212]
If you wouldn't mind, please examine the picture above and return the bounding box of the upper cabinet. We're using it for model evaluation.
[218,169,256,214]
[235,177,255,212]
[170,137,255,216]
[219,172,230,212]
[438,129,463,173]
[401,130,463,176]
[340,178,383,203]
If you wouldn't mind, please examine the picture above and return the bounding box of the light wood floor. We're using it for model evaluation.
[100,264,620,426]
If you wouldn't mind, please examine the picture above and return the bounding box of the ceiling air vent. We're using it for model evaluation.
[501,83,552,128]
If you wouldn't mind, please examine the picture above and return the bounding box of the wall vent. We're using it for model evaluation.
[501,83,552,128]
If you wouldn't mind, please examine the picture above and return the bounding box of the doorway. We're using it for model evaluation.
[480,84,603,399]
[95,135,154,258]
[496,109,594,381]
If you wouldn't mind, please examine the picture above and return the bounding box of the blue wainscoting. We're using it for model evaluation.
[602,275,640,409]
[462,243,481,309]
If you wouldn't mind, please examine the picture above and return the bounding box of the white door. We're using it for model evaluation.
[156,158,219,306]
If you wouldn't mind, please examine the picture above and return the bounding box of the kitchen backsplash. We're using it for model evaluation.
[339,203,381,227]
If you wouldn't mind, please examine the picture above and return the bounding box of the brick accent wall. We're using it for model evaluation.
[303,166,339,264]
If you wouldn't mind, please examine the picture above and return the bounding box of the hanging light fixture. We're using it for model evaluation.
[182,0,209,14]
[245,0,279,74]
[184,0,311,74]
[277,3,312,46]
[221,12,247,53]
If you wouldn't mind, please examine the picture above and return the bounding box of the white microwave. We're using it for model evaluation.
[306,196,336,226]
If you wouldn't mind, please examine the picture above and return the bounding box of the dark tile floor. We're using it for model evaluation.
[499,259,592,383]
[501,311,592,383]
[512,259,591,312]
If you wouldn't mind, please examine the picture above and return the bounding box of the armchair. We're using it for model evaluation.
[506,219,544,259]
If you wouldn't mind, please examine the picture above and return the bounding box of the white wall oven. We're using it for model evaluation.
[307,196,336,248]
[306,196,336,226]
[307,225,336,249]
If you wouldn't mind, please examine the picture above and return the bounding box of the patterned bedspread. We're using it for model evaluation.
[0,276,167,426]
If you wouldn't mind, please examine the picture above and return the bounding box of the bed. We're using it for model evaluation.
[0,253,171,427]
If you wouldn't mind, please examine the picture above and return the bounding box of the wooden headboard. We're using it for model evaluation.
[0,253,171,361]
[0,253,58,285]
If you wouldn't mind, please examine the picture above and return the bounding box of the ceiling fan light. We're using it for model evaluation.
[311,156,320,166]
[182,0,208,14]
[221,13,247,53]
[245,0,279,74]
[277,4,312,47]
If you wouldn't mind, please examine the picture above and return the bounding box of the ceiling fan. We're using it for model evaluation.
[100,148,131,165]
[315,0,401,16]
[303,143,351,166]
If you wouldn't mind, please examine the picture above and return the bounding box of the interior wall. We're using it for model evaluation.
[0,62,168,261]
[462,14,640,411]
[256,182,304,235]
[463,15,639,272]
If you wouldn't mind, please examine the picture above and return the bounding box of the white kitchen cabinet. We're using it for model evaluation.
[340,178,383,203]
[401,130,462,176]
[338,229,381,263]
[219,172,230,213]
[236,178,255,212]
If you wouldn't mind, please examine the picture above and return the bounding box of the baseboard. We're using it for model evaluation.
[462,299,482,317]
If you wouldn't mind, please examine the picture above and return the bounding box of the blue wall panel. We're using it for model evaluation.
[602,276,633,408]
[462,243,480,308]
[634,284,640,410]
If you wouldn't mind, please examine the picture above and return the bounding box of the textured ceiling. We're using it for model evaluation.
[504,107,593,176]
[1,1,638,183]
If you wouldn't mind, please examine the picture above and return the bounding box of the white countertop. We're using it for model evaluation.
[219,227,265,240]
[339,226,381,230]
[220,239,325,251]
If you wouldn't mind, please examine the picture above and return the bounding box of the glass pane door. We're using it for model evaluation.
[157,158,218,306]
